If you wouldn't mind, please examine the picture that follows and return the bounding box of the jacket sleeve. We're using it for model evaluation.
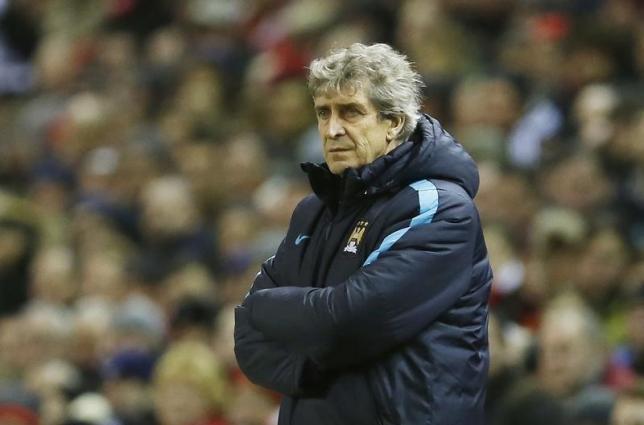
[243,196,479,370]
[234,255,315,395]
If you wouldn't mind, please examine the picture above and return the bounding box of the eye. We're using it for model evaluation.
[316,108,330,119]
[342,106,363,119]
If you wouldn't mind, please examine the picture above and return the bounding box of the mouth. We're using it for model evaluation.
[328,147,352,153]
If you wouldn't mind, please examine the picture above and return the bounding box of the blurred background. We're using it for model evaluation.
[0,0,643,424]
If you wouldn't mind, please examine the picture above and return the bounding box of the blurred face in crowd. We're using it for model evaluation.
[562,45,617,92]
[217,206,259,254]
[155,382,211,425]
[221,134,268,202]
[175,143,222,208]
[573,84,618,149]
[539,154,612,211]
[103,378,153,423]
[314,86,402,175]
[141,177,199,238]
[609,109,644,166]
[537,308,600,397]
[0,317,25,372]
[0,225,29,269]
[161,263,216,314]
[451,77,520,132]
[575,229,627,301]
[476,163,537,232]
[611,395,644,425]
[19,309,71,369]
[79,253,126,300]
[34,35,76,90]
[265,80,314,139]
[176,66,222,121]
[31,246,76,304]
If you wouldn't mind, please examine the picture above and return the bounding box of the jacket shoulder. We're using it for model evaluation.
[281,193,325,240]
[293,193,323,214]
[381,179,475,227]
[288,193,324,226]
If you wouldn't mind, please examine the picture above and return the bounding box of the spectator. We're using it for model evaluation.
[153,341,228,425]
[611,389,644,425]
[101,348,157,425]
[536,293,610,400]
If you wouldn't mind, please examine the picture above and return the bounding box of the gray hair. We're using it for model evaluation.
[307,43,425,142]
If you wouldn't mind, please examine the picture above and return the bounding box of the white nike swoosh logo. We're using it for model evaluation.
[295,234,311,245]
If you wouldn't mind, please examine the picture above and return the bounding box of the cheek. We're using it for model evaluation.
[362,129,388,157]
[317,122,326,137]
[353,138,370,159]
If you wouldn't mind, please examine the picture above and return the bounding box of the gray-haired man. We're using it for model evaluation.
[235,43,493,425]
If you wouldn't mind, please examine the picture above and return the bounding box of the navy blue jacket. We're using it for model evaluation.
[234,115,493,424]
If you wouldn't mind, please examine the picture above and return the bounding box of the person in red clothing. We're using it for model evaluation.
[0,404,39,425]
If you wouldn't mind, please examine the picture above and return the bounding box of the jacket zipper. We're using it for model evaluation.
[325,199,346,240]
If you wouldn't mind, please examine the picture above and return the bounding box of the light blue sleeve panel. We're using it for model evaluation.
[364,180,439,265]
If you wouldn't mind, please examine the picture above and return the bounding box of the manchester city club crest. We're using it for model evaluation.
[344,220,368,254]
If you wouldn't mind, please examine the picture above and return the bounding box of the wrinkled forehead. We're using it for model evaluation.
[312,83,372,106]
[312,77,370,99]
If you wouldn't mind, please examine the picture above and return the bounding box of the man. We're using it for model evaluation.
[234,43,493,425]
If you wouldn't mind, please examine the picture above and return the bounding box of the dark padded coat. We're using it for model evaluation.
[234,115,493,425]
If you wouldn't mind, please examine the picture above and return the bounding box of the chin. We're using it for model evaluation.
[326,151,359,174]
[328,162,350,175]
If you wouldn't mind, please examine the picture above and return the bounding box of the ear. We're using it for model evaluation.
[386,115,405,142]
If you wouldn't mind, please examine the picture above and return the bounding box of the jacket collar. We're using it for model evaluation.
[301,139,418,211]
[301,114,479,210]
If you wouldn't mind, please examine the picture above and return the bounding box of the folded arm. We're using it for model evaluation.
[244,199,477,370]
[234,256,321,395]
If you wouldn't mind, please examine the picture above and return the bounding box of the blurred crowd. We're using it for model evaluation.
[0,0,643,424]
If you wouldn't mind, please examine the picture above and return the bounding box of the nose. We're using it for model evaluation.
[326,114,346,139]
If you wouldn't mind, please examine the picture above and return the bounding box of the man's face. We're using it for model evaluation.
[314,87,398,175]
